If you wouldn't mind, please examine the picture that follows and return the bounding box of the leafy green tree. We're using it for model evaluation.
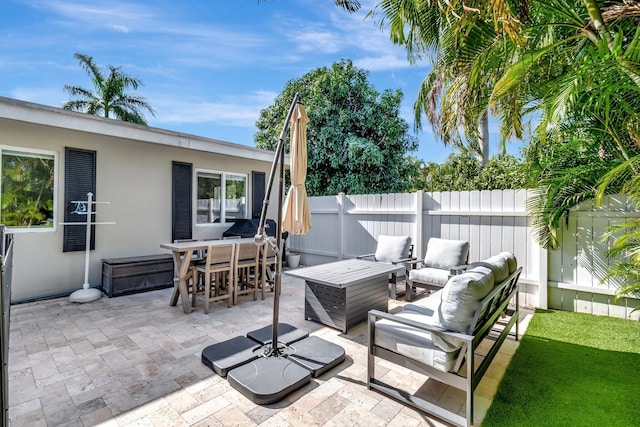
[420,152,530,192]
[1,152,55,228]
[490,0,640,304]
[493,1,640,250]
[63,53,155,125]
[404,155,428,191]
[478,154,532,190]
[255,59,418,196]
[367,0,527,165]
[422,153,482,192]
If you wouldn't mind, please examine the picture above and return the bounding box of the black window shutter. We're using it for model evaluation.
[251,171,266,219]
[172,161,192,242]
[63,148,96,252]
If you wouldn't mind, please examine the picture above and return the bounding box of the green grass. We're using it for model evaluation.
[483,309,640,426]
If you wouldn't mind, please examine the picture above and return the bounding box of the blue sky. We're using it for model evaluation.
[0,0,524,163]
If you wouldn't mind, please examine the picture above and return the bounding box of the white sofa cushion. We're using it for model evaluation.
[500,251,518,273]
[403,289,444,316]
[467,254,509,283]
[374,309,460,372]
[408,267,450,287]
[439,266,495,333]
[374,235,412,263]
[423,238,469,270]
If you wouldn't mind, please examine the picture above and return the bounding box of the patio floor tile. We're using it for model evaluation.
[8,272,530,426]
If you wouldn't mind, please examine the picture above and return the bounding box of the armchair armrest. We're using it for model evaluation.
[356,253,376,260]
[405,259,425,269]
[368,309,472,344]
[390,256,416,265]
[449,264,468,276]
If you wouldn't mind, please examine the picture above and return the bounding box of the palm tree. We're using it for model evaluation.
[493,0,640,248]
[260,0,362,13]
[334,0,361,12]
[367,0,526,165]
[366,0,640,303]
[490,0,640,306]
[63,53,155,125]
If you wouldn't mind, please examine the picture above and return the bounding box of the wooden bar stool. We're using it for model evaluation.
[234,242,259,304]
[195,243,236,313]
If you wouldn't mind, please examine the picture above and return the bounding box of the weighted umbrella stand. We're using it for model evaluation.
[201,93,345,405]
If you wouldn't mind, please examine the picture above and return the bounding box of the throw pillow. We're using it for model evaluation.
[374,235,411,263]
[438,266,494,333]
[423,238,469,269]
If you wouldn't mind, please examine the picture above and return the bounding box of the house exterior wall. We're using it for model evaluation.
[0,102,279,301]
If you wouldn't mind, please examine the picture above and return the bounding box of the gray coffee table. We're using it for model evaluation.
[286,259,403,333]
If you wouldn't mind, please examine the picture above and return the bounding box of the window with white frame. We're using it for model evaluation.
[0,147,57,230]
[196,170,247,224]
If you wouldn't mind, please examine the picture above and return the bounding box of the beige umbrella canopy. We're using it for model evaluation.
[282,103,311,235]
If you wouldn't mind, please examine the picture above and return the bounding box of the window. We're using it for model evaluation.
[0,147,57,231]
[196,170,247,224]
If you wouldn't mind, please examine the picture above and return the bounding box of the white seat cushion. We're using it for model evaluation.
[374,235,412,263]
[423,238,469,269]
[374,309,460,372]
[408,267,450,287]
[403,289,444,315]
[439,266,495,333]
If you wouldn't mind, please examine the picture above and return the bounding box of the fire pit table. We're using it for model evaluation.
[285,259,403,333]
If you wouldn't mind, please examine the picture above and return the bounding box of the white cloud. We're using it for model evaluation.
[111,24,130,34]
[354,55,414,72]
[152,90,278,127]
[27,0,265,55]
[9,86,65,107]
[29,0,156,31]
[293,31,341,54]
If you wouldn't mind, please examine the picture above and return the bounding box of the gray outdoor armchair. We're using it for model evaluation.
[357,235,414,299]
[406,237,469,301]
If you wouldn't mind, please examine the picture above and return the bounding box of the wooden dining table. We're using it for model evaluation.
[160,237,256,313]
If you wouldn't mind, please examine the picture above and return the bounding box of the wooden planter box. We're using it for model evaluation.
[102,254,173,297]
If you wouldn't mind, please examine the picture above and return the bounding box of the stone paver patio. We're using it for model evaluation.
[7,271,530,426]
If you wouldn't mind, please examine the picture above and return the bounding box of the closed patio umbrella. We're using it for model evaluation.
[282,103,311,235]
[204,94,344,405]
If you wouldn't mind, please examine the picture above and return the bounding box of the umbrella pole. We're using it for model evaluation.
[206,95,344,405]
[255,93,300,355]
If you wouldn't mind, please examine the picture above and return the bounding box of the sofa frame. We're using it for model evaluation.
[367,266,522,427]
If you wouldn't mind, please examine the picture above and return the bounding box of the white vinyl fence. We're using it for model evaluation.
[287,190,640,319]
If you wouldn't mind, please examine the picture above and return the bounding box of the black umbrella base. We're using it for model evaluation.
[201,336,261,377]
[247,322,309,346]
[228,356,311,405]
[202,326,345,405]
[284,335,346,378]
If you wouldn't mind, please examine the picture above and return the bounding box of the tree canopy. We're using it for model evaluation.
[255,59,418,196]
[63,53,155,125]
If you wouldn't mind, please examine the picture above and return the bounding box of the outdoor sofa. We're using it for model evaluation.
[368,251,521,427]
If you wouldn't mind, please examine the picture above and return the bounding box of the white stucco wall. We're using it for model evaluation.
[0,100,281,301]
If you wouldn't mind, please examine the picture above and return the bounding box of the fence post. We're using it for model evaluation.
[538,245,548,309]
[0,225,12,427]
[338,193,345,260]
[415,190,424,258]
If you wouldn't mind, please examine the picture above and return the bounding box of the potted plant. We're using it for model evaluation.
[287,252,301,268]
